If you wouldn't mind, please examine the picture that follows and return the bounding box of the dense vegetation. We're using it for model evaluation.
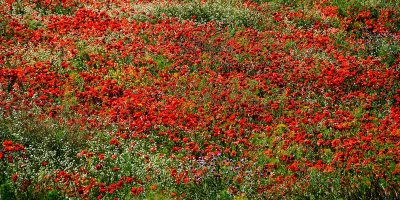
[1,0,399,199]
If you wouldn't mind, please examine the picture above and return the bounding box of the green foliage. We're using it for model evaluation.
[180,178,233,200]
[46,190,66,200]
[70,43,91,71]
[290,170,400,200]
[0,14,9,36]
[26,19,43,30]
[330,0,400,14]
[155,2,262,29]
[33,1,78,15]
[357,34,400,67]
[376,38,400,67]
[0,181,16,200]
[0,112,88,152]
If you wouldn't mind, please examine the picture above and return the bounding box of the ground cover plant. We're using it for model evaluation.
[0,0,399,199]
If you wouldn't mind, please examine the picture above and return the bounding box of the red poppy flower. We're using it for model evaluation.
[131,187,144,196]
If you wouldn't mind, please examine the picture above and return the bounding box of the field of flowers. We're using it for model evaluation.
[1,0,399,199]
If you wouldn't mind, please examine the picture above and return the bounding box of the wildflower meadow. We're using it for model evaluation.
[1,0,399,199]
